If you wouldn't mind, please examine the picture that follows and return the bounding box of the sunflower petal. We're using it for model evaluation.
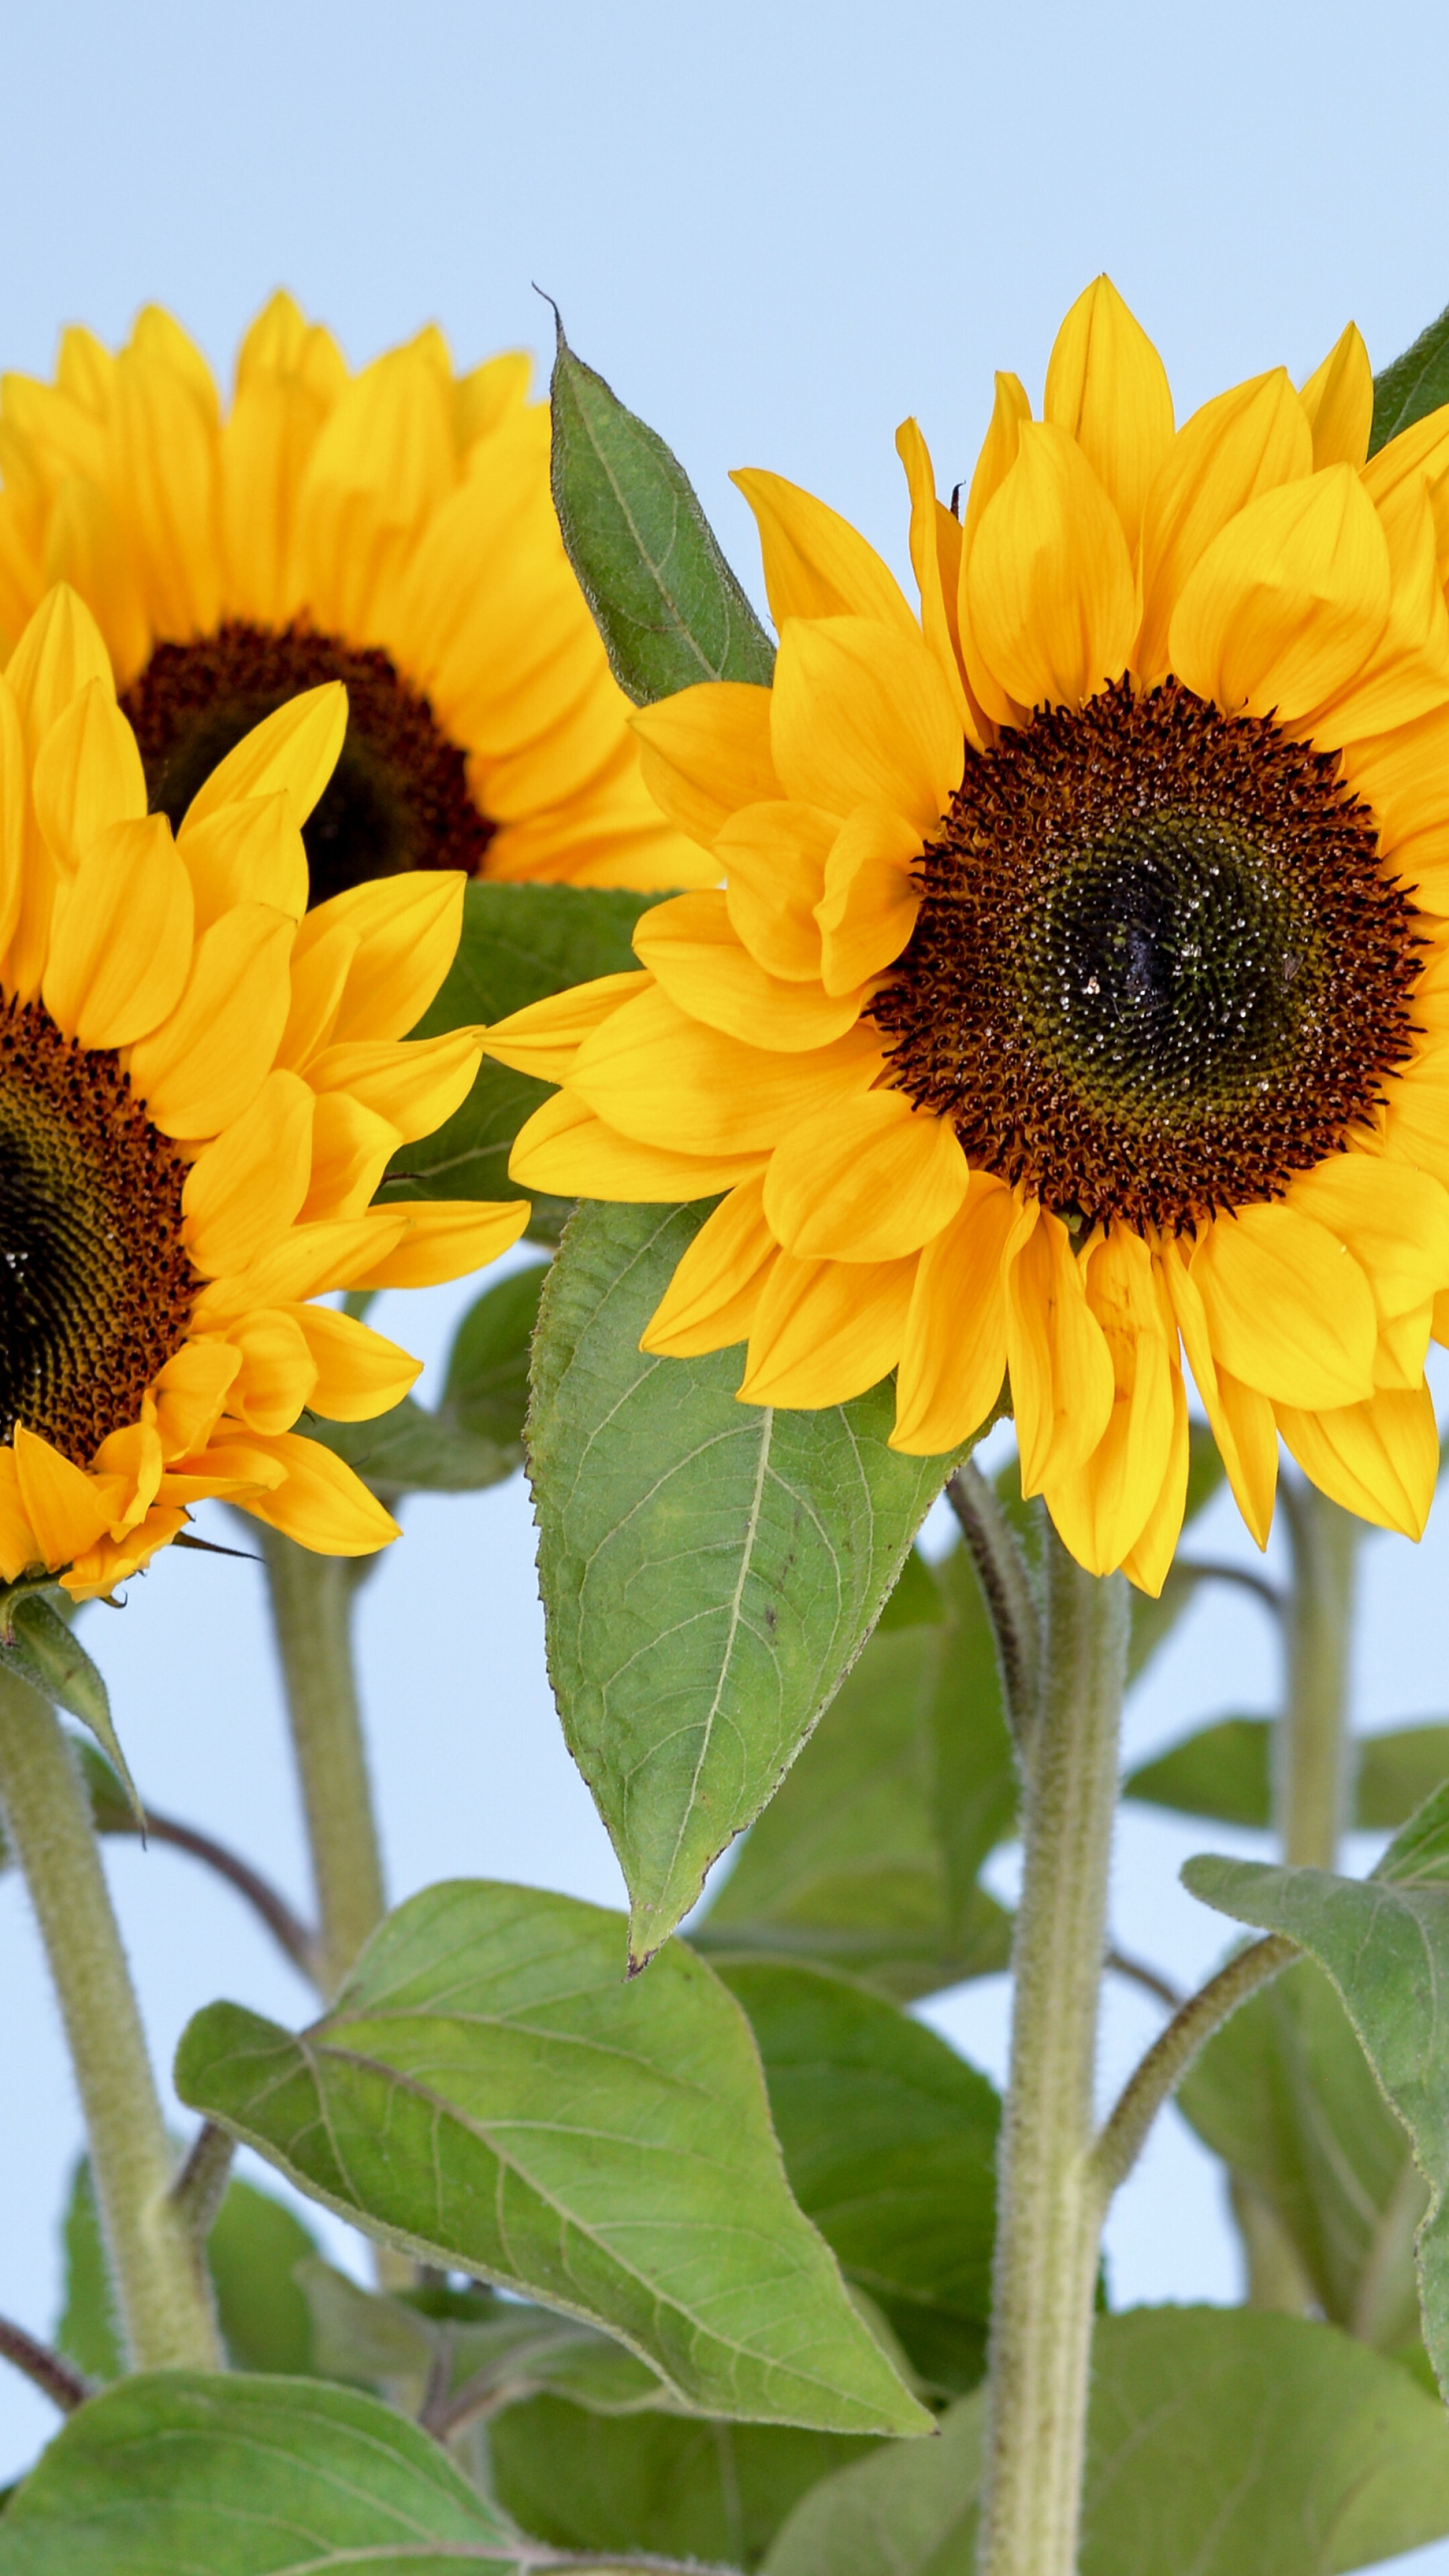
[892,1171,1014,1454]
[182,1069,316,1275]
[641,1176,779,1358]
[12,1424,111,1564]
[967,422,1136,712]
[314,870,466,1042]
[1168,465,1391,724]
[180,683,347,837]
[510,1084,766,1200]
[1191,1201,1377,1406]
[31,676,146,873]
[1299,323,1373,471]
[127,902,296,1138]
[1136,370,1312,683]
[740,1247,916,1405]
[815,802,923,995]
[718,800,835,982]
[630,681,780,849]
[733,468,919,633]
[42,814,193,1047]
[178,793,309,930]
[634,890,865,1050]
[570,981,883,1153]
[770,615,962,830]
[227,1428,400,1555]
[1004,1205,1115,1491]
[1042,276,1174,553]
[285,1302,423,1421]
[1276,1381,1438,1538]
[763,1090,967,1261]
[481,971,653,1081]
[345,1198,530,1289]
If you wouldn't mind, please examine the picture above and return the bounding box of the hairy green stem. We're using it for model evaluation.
[1092,1933,1296,2198]
[1277,1480,1359,1869]
[259,1529,384,1996]
[0,1673,221,2369]
[976,1538,1129,2576]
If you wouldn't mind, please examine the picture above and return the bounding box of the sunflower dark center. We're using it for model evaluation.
[871,678,1423,1231]
[0,1001,196,1466]
[121,621,494,906]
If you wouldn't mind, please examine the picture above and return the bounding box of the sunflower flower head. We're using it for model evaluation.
[0,295,710,901]
[486,280,1449,1590]
[0,583,527,1602]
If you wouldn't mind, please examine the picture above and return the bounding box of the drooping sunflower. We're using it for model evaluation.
[0,295,707,902]
[0,583,526,1603]
[482,280,1449,1589]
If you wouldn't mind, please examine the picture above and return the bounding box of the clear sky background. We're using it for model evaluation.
[3,5,1449,2563]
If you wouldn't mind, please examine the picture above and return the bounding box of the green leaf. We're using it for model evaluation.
[694,1542,1014,2001]
[0,2371,527,2572]
[174,1878,929,2437]
[1129,1715,1449,1832]
[441,1261,546,1444]
[297,2261,665,2416]
[382,881,660,1236]
[1372,303,1449,453]
[549,313,775,706]
[529,1199,965,1961]
[876,1545,947,1632]
[0,1598,140,1819]
[54,2160,121,2386]
[717,1959,998,2395]
[492,2394,867,2570]
[1356,1723,1449,1829]
[1179,1957,1425,2349]
[765,2308,1449,2576]
[1185,1781,1449,2396]
[311,1262,549,1502]
[207,2178,319,2374]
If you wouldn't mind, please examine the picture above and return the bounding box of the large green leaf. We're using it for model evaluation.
[382,881,659,1234]
[1185,1782,1449,2394]
[175,1879,928,2437]
[297,2260,665,2416]
[718,1958,998,2394]
[54,2159,319,2383]
[765,2308,1449,2576]
[1128,1715,1449,1833]
[313,1263,547,1501]
[54,2159,121,2385]
[1179,1958,1425,2350]
[694,1541,1013,2000]
[549,316,775,704]
[1372,303,1449,453]
[0,2372,526,2573]
[529,1199,964,1961]
[492,2394,865,2570]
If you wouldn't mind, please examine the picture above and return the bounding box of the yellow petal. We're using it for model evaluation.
[1136,370,1313,684]
[31,678,148,879]
[1042,1228,1177,1574]
[1276,1381,1438,1538]
[894,419,973,734]
[892,1170,1015,1454]
[12,1424,111,1563]
[315,870,466,1042]
[111,342,220,640]
[127,903,295,1138]
[41,480,149,690]
[763,1089,967,1260]
[1285,1153,1449,1320]
[732,468,918,633]
[299,1091,401,1222]
[481,971,653,1082]
[192,1214,413,1323]
[182,1069,316,1275]
[274,914,360,1072]
[1168,466,1391,724]
[1159,1243,1278,1546]
[816,802,922,996]
[634,890,864,1050]
[641,1176,777,1357]
[771,615,962,829]
[180,683,347,837]
[1310,472,1449,741]
[130,307,219,427]
[740,1248,916,1405]
[295,343,455,635]
[219,372,331,628]
[152,1340,241,1462]
[178,793,309,931]
[1043,276,1175,553]
[0,1450,38,1582]
[1299,324,1373,471]
[285,1303,422,1421]
[967,423,1136,711]
[1004,1205,1115,1492]
[0,677,25,963]
[1118,1367,1191,1597]
[225,1307,318,1434]
[5,585,115,747]
[347,1198,530,1289]
[631,681,780,849]
[42,815,193,1048]
[510,1084,766,1201]
[1190,1201,1377,1406]
[228,1428,400,1555]
[958,371,1032,726]
[306,1028,482,1141]
[571,981,883,1153]
[718,800,835,982]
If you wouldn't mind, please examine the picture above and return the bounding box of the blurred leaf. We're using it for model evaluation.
[549,314,775,704]
[0,1597,140,1820]
[175,1879,928,2436]
[876,1545,946,1633]
[493,2395,866,2569]
[694,1541,1014,2001]
[0,2371,527,2572]
[207,2178,319,2375]
[1185,1782,1449,2398]
[1129,1717,1449,1835]
[311,1260,549,1502]
[529,1199,965,1962]
[1126,1715,1271,1827]
[384,881,659,1238]
[718,1959,998,2396]
[1179,1957,1425,2351]
[1372,304,1449,453]
[765,2308,1449,2576]
[297,2261,665,2416]
[54,2161,121,2386]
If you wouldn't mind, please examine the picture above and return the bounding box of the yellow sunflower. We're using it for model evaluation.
[482,279,1449,1590]
[0,294,706,901]
[0,582,525,1604]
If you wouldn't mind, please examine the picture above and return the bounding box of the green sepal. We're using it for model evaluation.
[0,1593,141,1824]
[1372,303,1449,454]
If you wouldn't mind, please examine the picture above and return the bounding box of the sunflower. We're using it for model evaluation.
[0,583,526,1604]
[0,295,707,902]
[482,280,1449,1589]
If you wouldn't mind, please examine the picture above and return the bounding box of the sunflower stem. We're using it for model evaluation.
[0,1671,221,2371]
[976,1534,1128,2576]
[1277,1479,1359,1868]
[259,1529,386,1997]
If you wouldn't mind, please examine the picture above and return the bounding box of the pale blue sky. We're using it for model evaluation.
[3,5,1449,2563]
